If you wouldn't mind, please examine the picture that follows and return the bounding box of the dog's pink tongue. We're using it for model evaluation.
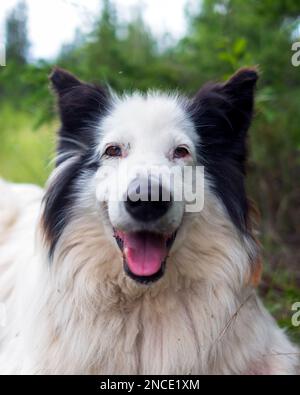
[123,233,166,276]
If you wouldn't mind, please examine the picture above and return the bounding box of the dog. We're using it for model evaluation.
[0,67,298,374]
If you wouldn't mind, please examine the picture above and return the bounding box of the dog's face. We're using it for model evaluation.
[95,93,199,283]
[43,67,258,285]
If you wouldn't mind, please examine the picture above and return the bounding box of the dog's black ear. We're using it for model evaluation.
[216,67,258,138]
[189,67,258,166]
[190,67,259,139]
[50,67,82,94]
[49,68,110,161]
[189,68,258,233]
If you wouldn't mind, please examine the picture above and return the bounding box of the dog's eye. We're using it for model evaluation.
[104,145,122,157]
[173,146,190,159]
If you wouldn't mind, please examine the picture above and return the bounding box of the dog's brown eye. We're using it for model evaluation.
[105,145,122,157]
[173,146,190,159]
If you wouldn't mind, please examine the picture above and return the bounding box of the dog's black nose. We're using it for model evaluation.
[125,178,172,222]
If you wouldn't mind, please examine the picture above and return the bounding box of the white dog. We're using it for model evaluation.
[0,68,298,374]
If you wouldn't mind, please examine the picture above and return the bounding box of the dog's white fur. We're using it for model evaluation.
[0,94,298,374]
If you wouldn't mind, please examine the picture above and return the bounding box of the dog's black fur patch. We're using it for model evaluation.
[50,67,110,164]
[43,68,111,257]
[188,68,258,233]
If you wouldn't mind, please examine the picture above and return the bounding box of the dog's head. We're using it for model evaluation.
[42,67,258,286]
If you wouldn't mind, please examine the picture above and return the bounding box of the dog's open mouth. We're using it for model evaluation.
[114,230,176,284]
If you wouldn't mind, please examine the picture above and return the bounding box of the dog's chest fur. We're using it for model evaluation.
[31,277,257,375]
[0,181,298,374]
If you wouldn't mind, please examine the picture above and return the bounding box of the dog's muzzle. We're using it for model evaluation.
[114,176,176,284]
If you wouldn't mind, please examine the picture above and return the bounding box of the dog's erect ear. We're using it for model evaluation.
[50,67,82,94]
[49,68,110,160]
[189,68,258,234]
[216,67,258,137]
[189,67,258,159]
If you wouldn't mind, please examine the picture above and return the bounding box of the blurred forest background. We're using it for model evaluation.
[0,0,299,342]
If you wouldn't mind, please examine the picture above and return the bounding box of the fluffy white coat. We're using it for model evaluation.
[0,179,298,374]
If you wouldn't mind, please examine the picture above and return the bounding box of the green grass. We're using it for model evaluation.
[0,106,55,186]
